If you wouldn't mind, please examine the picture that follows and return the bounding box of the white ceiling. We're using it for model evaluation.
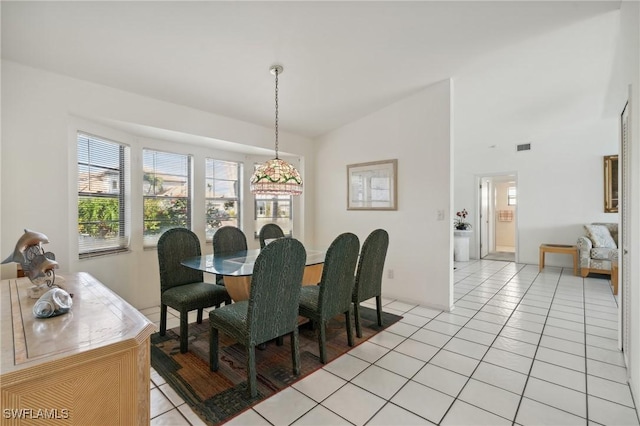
[1,1,621,139]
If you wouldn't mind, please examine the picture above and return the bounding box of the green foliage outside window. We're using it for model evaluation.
[78,197,120,238]
[143,197,189,235]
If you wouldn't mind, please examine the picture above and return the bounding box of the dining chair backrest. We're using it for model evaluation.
[259,223,286,249]
[354,229,389,302]
[318,232,360,317]
[213,226,248,255]
[157,228,203,291]
[247,238,307,344]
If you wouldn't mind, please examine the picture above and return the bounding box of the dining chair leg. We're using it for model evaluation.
[209,327,218,371]
[160,304,168,336]
[209,327,219,371]
[179,311,189,353]
[197,308,203,324]
[353,302,362,338]
[318,320,327,364]
[345,310,354,347]
[247,345,257,398]
[276,335,284,346]
[291,328,300,375]
[376,296,383,326]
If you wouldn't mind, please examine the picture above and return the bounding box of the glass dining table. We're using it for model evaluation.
[181,248,326,302]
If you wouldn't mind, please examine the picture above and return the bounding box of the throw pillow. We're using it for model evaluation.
[584,224,617,248]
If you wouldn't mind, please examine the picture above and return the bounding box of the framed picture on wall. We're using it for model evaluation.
[604,154,618,213]
[347,159,397,210]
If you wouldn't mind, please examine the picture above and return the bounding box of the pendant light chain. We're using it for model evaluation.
[249,63,302,196]
[274,67,279,159]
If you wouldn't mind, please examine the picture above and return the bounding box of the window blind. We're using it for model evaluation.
[143,149,192,247]
[77,132,129,257]
[205,158,241,241]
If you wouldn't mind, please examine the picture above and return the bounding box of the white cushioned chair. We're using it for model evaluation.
[577,223,618,277]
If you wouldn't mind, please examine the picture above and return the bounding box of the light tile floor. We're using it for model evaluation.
[142,260,640,425]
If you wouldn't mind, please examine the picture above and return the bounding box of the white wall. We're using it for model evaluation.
[454,10,621,266]
[315,80,453,311]
[457,121,618,266]
[1,61,315,309]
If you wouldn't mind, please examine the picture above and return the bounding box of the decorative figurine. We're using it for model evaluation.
[2,229,60,298]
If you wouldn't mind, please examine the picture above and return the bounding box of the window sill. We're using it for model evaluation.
[79,248,131,260]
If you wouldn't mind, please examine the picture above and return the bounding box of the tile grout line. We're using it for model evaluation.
[339,262,541,425]
[437,265,565,424]
[510,266,583,424]
[584,273,591,424]
[364,262,537,424]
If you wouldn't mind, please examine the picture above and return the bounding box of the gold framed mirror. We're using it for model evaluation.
[604,154,618,213]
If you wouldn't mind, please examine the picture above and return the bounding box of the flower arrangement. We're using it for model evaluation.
[454,209,472,230]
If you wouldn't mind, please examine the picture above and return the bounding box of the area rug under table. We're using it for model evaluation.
[150,306,402,425]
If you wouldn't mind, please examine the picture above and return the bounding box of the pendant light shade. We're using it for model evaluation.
[250,158,303,195]
[250,65,303,196]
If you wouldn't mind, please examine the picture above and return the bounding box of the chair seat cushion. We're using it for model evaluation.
[589,258,613,272]
[590,247,618,260]
[299,285,320,318]
[162,282,228,311]
[209,301,250,341]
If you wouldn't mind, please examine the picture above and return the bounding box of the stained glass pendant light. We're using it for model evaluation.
[250,65,303,195]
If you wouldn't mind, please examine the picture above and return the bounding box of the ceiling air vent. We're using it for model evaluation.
[517,143,531,152]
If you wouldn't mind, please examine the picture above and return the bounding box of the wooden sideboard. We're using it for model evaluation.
[1,272,155,425]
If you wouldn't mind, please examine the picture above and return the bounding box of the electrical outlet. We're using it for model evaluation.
[387,269,394,279]
[437,209,445,220]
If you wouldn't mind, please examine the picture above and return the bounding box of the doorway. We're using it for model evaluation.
[478,174,517,262]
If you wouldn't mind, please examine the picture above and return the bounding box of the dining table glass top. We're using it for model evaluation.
[181,248,326,277]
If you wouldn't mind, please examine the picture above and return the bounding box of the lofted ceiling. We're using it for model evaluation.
[1,1,620,139]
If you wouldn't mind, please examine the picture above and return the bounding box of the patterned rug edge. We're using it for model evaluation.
[151,306,403,425]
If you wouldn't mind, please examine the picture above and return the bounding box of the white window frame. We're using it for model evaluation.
[205,158,241,242]
[252,164,294,238]
[142,149,192,247]
[77,132,129,258]
[508,186,517,206]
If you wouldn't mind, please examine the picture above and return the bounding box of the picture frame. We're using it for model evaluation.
[347,159,397,210]
[604,154,618,213]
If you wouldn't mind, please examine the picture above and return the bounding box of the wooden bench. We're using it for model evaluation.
[539,244,578,276]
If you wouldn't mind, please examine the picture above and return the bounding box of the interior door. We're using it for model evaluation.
[620,99,631,368]
[480,179,490,258]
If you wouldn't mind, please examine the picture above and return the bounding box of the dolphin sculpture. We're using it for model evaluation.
[1,229,50,265]
[26,254,59,282]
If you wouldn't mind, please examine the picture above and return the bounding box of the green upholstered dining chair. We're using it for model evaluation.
[352,229,389,338]
[209,238,307,398]
[212,226,248,285]
[157,228,231,353]
[259,223,285,249]
[298,232,360,364]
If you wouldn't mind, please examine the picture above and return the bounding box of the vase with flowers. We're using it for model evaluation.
[454,209,472,230]
[453,209,472,261]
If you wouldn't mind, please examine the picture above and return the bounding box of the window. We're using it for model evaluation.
[253,164,293,237]
[77,133,129,257]
[205,159,241,241]
[255,195,293,237]
[143,149,191,246]
[508,186,517,205]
